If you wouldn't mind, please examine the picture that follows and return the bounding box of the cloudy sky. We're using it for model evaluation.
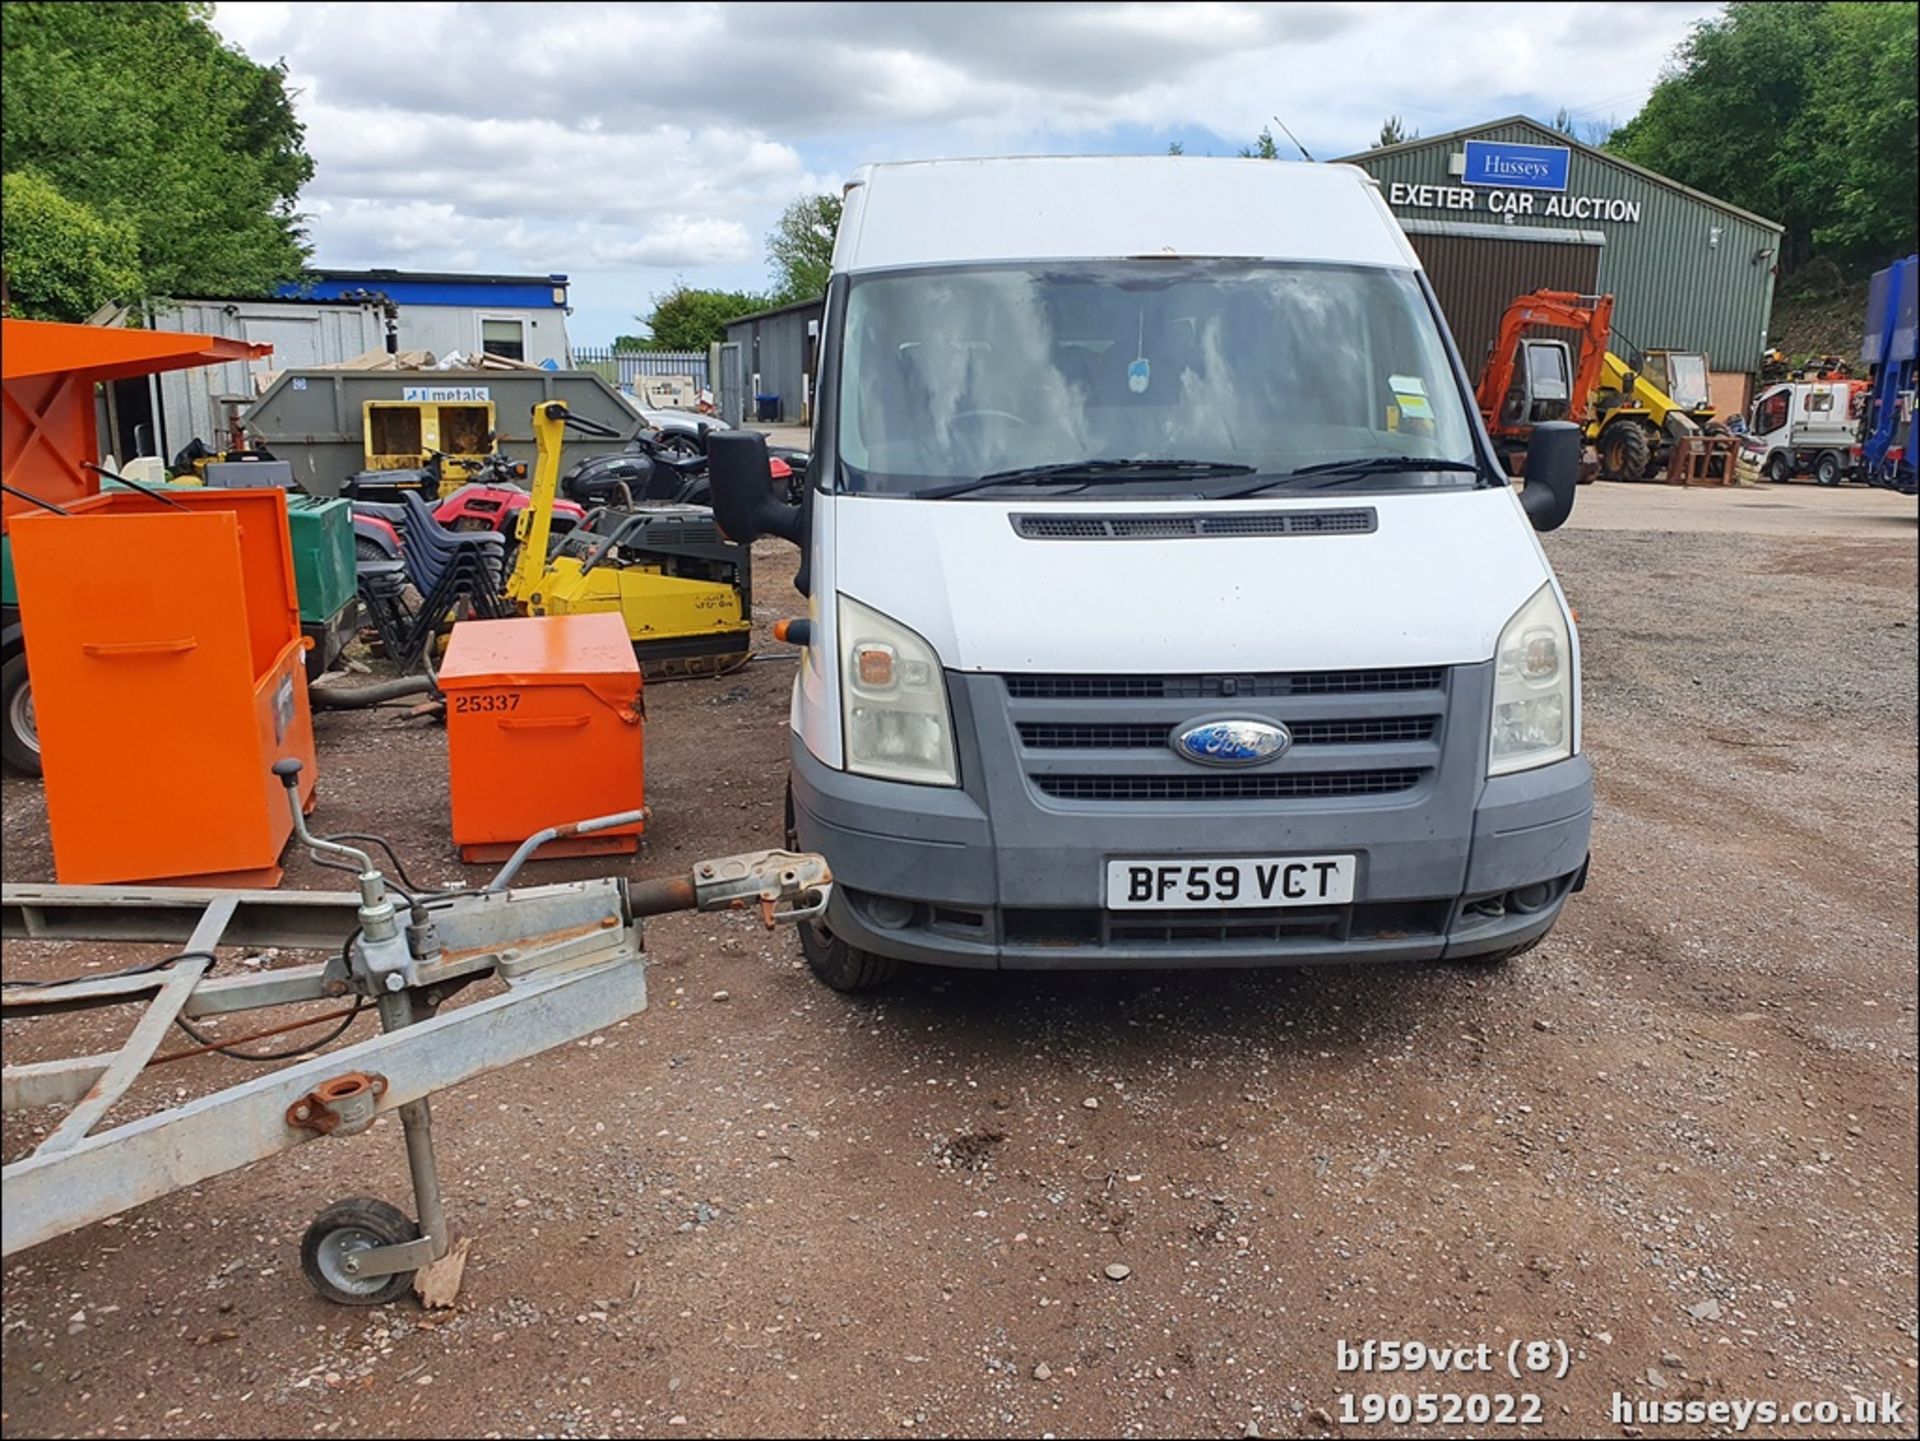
[210,1,1722,345]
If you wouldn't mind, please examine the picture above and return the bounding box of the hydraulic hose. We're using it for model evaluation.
[308,676,437,709]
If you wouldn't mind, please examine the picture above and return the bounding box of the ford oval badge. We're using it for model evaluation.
[1171,719,1291,767]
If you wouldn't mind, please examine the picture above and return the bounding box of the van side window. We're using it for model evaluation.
[1806,391,1833,413]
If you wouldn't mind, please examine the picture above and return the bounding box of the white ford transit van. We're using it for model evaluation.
[711,156,1592,991]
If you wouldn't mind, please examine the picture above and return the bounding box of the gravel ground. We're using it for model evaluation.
[2,488,1915,1439]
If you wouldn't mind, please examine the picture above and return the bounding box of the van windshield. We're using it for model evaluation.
[836,261,1481,497]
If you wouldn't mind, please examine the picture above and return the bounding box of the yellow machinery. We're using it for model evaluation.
[1589,347,1724,480]
[363,399,496,494]
[508,402,753,678]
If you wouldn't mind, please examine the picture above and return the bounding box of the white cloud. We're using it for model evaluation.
[211,0,1721,341]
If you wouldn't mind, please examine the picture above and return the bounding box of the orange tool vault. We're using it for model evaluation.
[439,613,644,863]
[8,487,317,885]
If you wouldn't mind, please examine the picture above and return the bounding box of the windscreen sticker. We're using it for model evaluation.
[1389,374,1433,420]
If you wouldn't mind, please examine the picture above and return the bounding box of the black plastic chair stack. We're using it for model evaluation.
[354,496,511,671]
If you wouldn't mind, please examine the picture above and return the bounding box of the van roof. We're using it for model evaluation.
[834,156,1419,274]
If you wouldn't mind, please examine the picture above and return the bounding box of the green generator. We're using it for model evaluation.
[284,494,359,681]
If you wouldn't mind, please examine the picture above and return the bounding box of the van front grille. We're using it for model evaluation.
[1005,668,1443,700]
[1000,667,1449,806]
[1033,770,1423,803]
[1017,716,1438,749]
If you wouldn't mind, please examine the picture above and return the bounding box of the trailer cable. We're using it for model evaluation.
[155,999,363,1066]
[0,948,217,989]
[4,937,364,1062]
[167,929,368,1063]
[308,829,481,904]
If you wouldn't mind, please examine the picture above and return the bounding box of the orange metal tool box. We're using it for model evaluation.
[8,488,316,885]
[439,613,644,863]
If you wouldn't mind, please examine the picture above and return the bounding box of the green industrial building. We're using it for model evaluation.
[1343,116,1784,418]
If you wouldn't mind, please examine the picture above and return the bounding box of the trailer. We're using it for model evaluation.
[2,770,829,1303]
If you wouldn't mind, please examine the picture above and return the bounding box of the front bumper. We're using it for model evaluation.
[789,735,1593,972]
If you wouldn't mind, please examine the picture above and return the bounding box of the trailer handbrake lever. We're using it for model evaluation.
[273,760,415,990]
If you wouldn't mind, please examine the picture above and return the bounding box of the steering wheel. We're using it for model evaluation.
[949,409,1029,427]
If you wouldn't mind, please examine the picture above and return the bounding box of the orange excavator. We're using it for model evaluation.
[1473,290,1615,478]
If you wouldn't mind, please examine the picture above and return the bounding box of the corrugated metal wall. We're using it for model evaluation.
[725,303,822,424]
[1406,227,1602,372]
[1352,119,1781,372]
[147,300,384,454]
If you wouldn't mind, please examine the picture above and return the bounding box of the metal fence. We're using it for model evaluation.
[569,346,709,393]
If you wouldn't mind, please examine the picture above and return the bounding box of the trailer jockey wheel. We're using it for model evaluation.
[300,1197,420,1305]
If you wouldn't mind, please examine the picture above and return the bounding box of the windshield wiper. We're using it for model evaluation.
[1213,456,1483,498]
[920,458,1255,500]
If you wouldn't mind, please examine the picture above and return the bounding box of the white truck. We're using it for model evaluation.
[709,156,1592,991]
[1739,378,1861,485]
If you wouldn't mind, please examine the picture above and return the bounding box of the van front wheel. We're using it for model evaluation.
[797,915,900,993]
[787,780,899,993]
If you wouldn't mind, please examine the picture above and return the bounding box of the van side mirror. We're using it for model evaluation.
[1519,421,1580,533]
[708,430,803,545]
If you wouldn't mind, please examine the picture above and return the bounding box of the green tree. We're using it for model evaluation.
[1799,2,1919,260]
[0,171,142,320]
[766,193,841,304]
[1166,140,1185,156]
[636,284,767,351]
[1,1,313,302]
[1373,115,1417,149]
[1551,107,1577,136]
[1239,126,1280,160]
[1609,2,1917,271]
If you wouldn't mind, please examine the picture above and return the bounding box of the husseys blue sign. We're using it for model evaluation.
[1462,140,1569,191]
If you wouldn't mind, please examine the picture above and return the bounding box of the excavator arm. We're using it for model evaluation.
[1474,290,1616,438]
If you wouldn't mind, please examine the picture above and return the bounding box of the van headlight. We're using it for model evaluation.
[1488,583,1574,776]
[839,595,957,786]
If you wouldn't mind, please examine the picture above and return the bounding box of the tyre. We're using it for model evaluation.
[1442,936,1543,967]
[1813,451,1843,487]
[355,535,390,563]
[300,1197,419,1306]
[1597,422,1652,482]
[786,781,898,993]
[798,913,901,992]
[1765,451,1794,484]
[1,652,41,777]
